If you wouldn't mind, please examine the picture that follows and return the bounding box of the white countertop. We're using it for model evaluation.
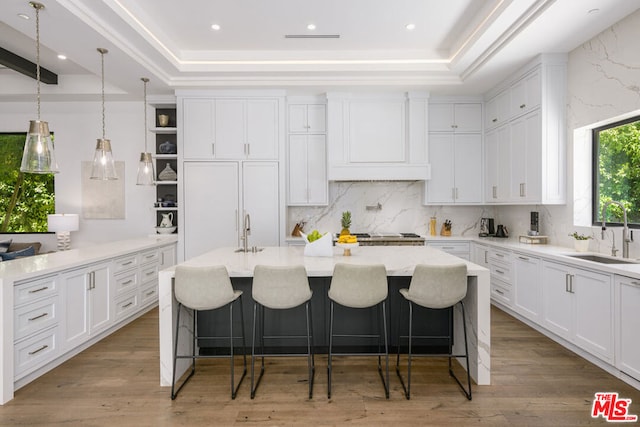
[0,236,178,282]
[177,245,485,277]
[432,235,640,279]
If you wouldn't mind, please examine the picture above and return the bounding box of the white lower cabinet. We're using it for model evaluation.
[13,275,60,379]
[426,241,470,260]
[513,253,541,321]
[541,260,613,362]
[61,262,112,350]
[616,275,640,381]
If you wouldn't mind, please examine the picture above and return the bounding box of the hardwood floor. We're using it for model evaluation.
[1,305,639,426]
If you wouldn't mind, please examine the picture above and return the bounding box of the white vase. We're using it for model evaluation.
[573,239,590,252]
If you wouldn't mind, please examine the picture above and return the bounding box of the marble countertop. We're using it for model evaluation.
[177,245,485,277]
[0,236,178,282]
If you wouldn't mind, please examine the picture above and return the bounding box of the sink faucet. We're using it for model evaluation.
[601,201,633,258]
[240,212,251,252]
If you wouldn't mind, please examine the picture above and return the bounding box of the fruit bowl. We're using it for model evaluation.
[156,226,176,234]
[336,242,359,256]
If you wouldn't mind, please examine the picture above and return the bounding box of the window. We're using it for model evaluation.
[0,133,55,233]
[593,116,640,227]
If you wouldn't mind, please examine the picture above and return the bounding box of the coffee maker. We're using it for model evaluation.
[479,218,495,237]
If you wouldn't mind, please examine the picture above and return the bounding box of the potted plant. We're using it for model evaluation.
[569,232,592,252]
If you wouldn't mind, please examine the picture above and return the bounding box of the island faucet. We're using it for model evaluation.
[601,201,633,258]
[241,212,251,252]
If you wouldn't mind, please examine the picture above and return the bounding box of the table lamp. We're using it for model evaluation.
[47,213,79,251]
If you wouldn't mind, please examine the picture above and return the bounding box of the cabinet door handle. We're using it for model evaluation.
[247,143,250,156]
[520,103,526,109]
[484,251,488,264]
[570,274,575,293]
[520,183,525,197]
[211,143,215,156]
[565,274,570,293]
[235,209,238,231]
[161,252,165,265]
[28,286,49,294]
[452,188,456,200]
[630,281,640,287]
[492,186,497,199]
[28,312,49,321]
[28,344,48,356]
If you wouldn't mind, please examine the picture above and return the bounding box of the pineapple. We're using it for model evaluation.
[340,211,352,236]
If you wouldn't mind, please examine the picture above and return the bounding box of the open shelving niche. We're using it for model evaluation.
[148,98,178,236]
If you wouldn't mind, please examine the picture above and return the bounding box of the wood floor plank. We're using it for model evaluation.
[0,306,639,426]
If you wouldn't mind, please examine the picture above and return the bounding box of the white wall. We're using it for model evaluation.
[0,101,156,250]
[497,9,640,257]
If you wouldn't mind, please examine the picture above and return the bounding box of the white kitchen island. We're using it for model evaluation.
[159,245,491,388]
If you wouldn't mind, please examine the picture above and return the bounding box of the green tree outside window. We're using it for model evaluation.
[594,118,640,225]
[0,133,55,232]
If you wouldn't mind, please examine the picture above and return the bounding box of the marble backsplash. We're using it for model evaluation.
[287,181,497,237]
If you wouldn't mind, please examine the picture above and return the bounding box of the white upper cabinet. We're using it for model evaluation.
[429,103,482,133]
[326,92,430,181]
[484,90,510,130]
[288,104,326,133]
[483,54,567,205]
[288,134,327,206]
[181,97,279,160]
[509,69,541,118]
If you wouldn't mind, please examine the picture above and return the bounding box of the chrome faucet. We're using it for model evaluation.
[240,212,251,252]
[601,201,633,258]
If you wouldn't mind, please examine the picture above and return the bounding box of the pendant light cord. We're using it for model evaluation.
[142,78,148,152]
[35,4,41,121]
[100,50,106,140]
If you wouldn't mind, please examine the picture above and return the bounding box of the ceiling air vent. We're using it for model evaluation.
[284,34,340,39]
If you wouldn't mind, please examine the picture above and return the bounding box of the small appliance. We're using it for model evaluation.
[529,211,539,236]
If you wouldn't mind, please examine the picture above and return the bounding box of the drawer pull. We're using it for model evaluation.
[145,254,155,259]
[495,253,504,258]
[145,271,155,276]
[28,344,49,355]
[122,261,134,266]
[518,256,529,261]
[122,280,134,285]
[145,290,155,296]
[28,312,49,321]
[495,269,505,274]
[494,288,504,295]
[630,281,640,286]
[122,302,134,308]
[28,286,49,294]
[492,118,497,123]
[520,103,526,109]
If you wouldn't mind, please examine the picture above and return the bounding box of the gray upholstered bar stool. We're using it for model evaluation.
[251,265,315,399]
[395,263,472,400]
[171,265,246,400]
[327,263,389,399]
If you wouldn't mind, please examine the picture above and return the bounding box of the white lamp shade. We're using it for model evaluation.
[47,214,79,232]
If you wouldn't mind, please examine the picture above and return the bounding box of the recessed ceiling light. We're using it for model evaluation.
[307,23,316,31]
[57,54,67,60]
[405,23,416,31]
[211,24,221,31]
[17,13,30,20]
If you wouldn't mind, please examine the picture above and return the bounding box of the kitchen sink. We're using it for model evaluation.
[566,254,639,264]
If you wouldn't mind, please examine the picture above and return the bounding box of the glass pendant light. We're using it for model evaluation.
[20,1,59,174]
[90,48,118,180]
[136,77,155,185]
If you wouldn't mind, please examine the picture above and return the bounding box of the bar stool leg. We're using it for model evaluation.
[382,301,390,399]
[327,301,334,399]
[305,301,315,399]
[448,301,472,400]
[395,300,412,399]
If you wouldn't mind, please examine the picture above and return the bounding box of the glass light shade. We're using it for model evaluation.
[20,120,59,174]
[90,139,118,180]
[136,152,155,185]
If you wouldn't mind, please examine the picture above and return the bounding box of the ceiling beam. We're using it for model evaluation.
[0,47,58,85]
